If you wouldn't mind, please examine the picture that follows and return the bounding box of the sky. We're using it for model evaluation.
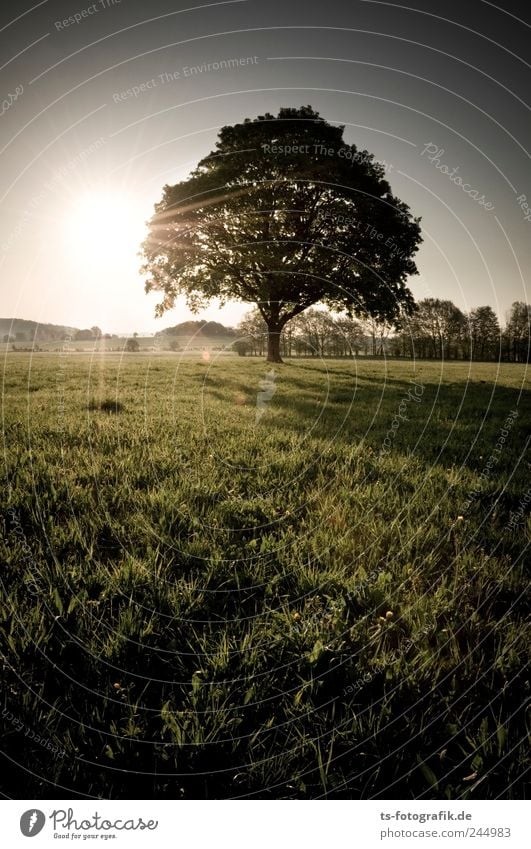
[0,0,529,334]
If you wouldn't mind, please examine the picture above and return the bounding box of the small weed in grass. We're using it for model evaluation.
[88,398,125,413]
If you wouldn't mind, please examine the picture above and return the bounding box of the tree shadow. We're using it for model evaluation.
[258,375,529,477]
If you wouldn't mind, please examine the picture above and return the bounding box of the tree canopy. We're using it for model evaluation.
[141,105,422,361]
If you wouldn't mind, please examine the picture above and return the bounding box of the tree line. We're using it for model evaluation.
[234,299,530,363]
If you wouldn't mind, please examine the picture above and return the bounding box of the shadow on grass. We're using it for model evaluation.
[87,398,126,413]
[215,374,529,475]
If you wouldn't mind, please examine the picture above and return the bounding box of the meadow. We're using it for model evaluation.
[1,352,529,799]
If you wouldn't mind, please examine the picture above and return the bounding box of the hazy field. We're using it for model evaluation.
[0,334,236,354]
[1,353,529,799]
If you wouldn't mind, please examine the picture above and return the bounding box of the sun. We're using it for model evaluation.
[65,191,145,270]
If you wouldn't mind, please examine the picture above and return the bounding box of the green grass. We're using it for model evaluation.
[1,353,529,799]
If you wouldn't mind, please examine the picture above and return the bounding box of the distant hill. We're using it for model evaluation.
[0,318,78,342]
[155,320,236,338]
[1,317,237,345]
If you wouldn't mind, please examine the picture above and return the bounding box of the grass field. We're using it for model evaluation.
[1,353,529,799]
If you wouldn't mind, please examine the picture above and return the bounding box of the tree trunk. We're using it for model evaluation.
[266,326,283,363]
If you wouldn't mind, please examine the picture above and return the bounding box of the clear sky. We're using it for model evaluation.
[0,0,529,333]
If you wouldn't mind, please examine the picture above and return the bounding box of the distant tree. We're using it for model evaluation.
[293,334,311,357]
[333,315,366,357]
[141,105,422,363]
[408,298,466,359]
[468,306,500,360]
[3,334,15,343]
[280,317,297,358]
[237,310,267,356]
[157,320,234,338]
[289,310,363,358]
[90,326,102,339]
[232,339,251,357]
[168,338,181,352]
[290,309,334,357]
[125,337,140,352]
[74,328,95,341]
[358,314,395,356]
[504,301,530,362]
[389,334,404,357]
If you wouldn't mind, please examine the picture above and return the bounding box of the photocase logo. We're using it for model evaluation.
[20,810,45,837]
[255,368,277,422]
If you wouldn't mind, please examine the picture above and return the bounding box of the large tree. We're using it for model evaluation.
[141,106,422,362]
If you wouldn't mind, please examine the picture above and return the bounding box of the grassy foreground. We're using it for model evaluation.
[1,353,529,799]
